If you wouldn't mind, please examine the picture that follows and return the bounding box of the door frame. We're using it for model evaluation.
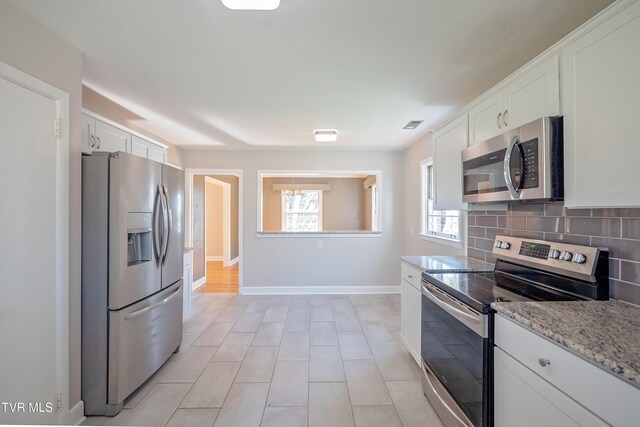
[0,61,70,424]
[185,169,243,293]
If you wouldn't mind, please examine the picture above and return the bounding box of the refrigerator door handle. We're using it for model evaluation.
[160,184,170,265]
[123,284,182,320]
[152,183,163,266]
[161,184,172,266]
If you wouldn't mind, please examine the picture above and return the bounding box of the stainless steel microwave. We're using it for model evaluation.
[461,116,563,203]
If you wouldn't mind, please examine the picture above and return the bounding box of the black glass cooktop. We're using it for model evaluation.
[423,268,588,314]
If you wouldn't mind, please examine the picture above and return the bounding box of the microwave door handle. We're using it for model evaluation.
[504,135,522,200]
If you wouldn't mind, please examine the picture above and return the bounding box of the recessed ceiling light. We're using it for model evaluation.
[403,120,423,130]
[314,129,338,142]
[221,0,280,10]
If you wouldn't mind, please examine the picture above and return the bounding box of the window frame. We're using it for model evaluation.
[420,158,462,244]
[280,189,323,232]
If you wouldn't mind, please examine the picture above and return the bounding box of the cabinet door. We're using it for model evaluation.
[561,1,640,207]
[494,347,607,427]
[504,55,560,130]
[400,280,421,365]
[82,114,96,154]
[94,120,131,153]
[433,114,468,210]
[131,135,149,159]
[468,94,504,145]
[148,144,167,164]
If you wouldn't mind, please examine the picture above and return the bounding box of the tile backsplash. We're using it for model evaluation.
[467,202,640,305]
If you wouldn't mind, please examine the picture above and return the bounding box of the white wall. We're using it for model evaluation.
[403,133,466,257]
[0,0,83,415]
[184,149,403,290]
[205,180,224,257]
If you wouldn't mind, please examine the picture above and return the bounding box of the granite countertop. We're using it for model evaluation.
[401,255,494,273]
[492,300,640,387]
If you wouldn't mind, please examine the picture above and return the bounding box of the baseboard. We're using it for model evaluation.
[206,256,223,262]
[241,285,400,295]
[68,400,85,426]
[192,276,206,290]
[224,256,239,267]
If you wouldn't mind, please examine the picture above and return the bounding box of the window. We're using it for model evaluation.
[281,190,323,232]
[371,184,378,232]
[421,159,460,241]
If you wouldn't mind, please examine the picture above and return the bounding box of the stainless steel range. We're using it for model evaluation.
[420,235,609,426]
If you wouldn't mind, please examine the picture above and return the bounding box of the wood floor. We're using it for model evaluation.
[195,261,239,293]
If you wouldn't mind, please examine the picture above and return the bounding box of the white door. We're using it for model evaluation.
[131,134,150,158]
[95,120,131,153]
[400,280,421,365]
[468,94,504,145]
[0,70,67,424]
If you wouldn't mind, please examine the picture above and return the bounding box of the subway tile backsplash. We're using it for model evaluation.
[467,202,640,305]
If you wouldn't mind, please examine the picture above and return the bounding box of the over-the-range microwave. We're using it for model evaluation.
[461,116,563,204]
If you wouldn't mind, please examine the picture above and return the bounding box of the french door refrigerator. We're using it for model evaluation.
[82,151,184,416]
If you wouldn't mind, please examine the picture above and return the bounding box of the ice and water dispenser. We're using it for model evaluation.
[127,212,152,266]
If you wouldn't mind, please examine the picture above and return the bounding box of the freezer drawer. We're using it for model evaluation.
[108,280,183,405]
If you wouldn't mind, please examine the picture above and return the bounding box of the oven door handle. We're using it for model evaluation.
[422,362,475,427]
[422,283,482,325]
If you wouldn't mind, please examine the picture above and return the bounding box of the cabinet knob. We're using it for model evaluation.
[538,357,551,367]
[408,274,413,279]
[497,112,503,129]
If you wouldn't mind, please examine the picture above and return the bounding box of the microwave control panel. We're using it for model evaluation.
[520,138,539,189]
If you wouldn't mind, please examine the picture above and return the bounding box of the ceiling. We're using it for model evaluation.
[11,0,612,150]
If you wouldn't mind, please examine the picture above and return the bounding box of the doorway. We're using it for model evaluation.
[185,169,243,294]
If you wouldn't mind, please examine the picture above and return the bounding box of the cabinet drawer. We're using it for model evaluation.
[495,314,640,426]
[400,262,421,289]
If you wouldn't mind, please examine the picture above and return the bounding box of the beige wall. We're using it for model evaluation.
[192,175,205,281]
[209,175,240,260]
[0,1,83,413]
[262,177,367,231]
[82,86,184,167]
[205,180,224,257]
[403,133,466,257]
[184,149,403,289]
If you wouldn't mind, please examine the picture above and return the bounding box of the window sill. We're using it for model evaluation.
[419,233,463,248]
[257,231,383,238]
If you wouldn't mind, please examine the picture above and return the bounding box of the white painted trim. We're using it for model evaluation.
[192,276,207,291]
[82,108,169,149]
[225,256,239,267]
[0,61,71,425]
[256,232,383,238]
[242,286,400,295]
[69,400,85,426]
[185,168,243,293]
[206,256,224,262]
[205,176,231,265]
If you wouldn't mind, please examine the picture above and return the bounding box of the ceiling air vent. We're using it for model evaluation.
[403,120,423,130]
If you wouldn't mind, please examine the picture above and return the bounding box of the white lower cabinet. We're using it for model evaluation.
[495,314,640,427]
[400,262,422,364]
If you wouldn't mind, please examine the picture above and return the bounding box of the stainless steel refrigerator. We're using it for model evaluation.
[82,151,184,416]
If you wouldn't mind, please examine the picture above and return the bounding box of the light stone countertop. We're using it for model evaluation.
[401,255,494,273]
[492,300,640,388]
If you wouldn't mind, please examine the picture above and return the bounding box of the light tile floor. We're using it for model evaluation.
[83,293,443,427]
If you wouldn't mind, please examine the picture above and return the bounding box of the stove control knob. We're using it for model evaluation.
[573,253,587,264]
[549,249,561,259]
[560,251,573,261]
[494,240,502,248]
[500,241,511,250]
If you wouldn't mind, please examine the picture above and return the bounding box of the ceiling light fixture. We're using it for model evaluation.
[314,129,338,142]
[221,0,280,10]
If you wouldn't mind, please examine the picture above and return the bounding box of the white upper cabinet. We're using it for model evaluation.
[131,135,167,164]
[561,0,640,208]
[82,112,168,164]
[433,114,468,210]
[469,55,560,145]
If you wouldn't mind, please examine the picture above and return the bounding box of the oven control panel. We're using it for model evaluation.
[492,235,604,281]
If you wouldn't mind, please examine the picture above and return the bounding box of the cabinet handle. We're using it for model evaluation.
[503,109,509,127]
[538,357,551,367]
[497,112,503,129]
[96,136,101,149]
[90,134,96,148]
[408,275,413,279]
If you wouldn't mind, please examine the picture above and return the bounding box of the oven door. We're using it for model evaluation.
[421,280,490,427]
